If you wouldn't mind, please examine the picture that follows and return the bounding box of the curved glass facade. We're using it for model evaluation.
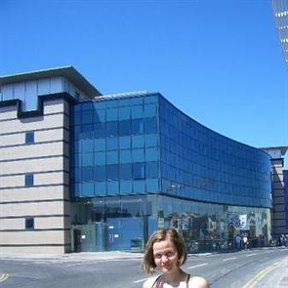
[158,96,272,208]
[71,93,272,252]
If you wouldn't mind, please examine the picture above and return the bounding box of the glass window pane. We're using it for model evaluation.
[119,120,131,136]
[94,152,105,165]
[144,104,157,117]
[82,167,94,181]
[145,117,157,134]
[120,150,132,163]
[132,119,144,134]
[106,122,118,137]
[146,162,158,178]
[106,164,119,181]
[119,163,132,180]
[119,136,131,149]
[145,147,159,161]
[145,134,157,147]
[119,107,131,120]
[82,153,93,166]
[107,151,118,164]
[133,180,146,193]
[132,149,145,162]
[120,180,133,194]
[106,108,118,121]
[95,182,106,196]
[132,135,145,148]
[94,139,105,151]
[131,105,143,119]
[133,163,145,180]
[146,179,159,193]
[106,138,118,150]
[95,166,106,181]
[107,181,119,195]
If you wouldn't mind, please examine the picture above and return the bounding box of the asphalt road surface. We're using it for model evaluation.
[0,247,287,288]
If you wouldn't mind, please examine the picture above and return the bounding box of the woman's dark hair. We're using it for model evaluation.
[142,227,187,273]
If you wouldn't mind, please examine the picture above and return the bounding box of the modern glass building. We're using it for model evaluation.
[70,93,272,252]
[272,0,288,66]
[0,67,275,253]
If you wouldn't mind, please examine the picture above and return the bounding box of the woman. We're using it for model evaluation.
[142,228,209,288]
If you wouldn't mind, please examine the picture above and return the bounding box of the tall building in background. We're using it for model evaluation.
[272,0,288,66]
[0,67,276,253]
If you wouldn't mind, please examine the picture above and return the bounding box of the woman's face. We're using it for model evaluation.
[153,238,179,274]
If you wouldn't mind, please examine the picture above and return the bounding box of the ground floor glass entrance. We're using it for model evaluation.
[70,195,271,252]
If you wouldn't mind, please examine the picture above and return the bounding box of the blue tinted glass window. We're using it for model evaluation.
[119,107,131,120]
[82,139,93,153]
[145,147,159,161]
[81,102,94,111]
[145,134,157,147]
[82,153,93,166]
[119,120,131,136]
[120,150,132,163]
[95,110,105,122]
[107,181,119,195]
[133,180,146,193]
[82,167,94,181]
[132,119,144,134]
[94,123,105,138]
[119,163,132,180]
[106,122,118,137]
[82,182,94,196]
[133,163,145,179]
[107,164,119,181]
[82,111,93,124]
[106,138,118,150]
[106,108,118,121]
[145,117,157,134]
[146,179,159,193]
[73,112,81,125]
[95,152,105,165]
[25,174,34,187]
[120,180,133,194]
[132,149,145,162]
[119,136,131,149]
[132,135,145,148]
[25,218,34,230]
[94,139,105,151]
[146,162,158,178]
[95,182,106,195]
[25,131,34,144]
[144,104,157,117]
[107,151,118,164]
[95,166,106,181]
[132,105,143,119]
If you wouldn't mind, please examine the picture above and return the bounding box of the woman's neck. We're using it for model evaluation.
[161,269,187,285]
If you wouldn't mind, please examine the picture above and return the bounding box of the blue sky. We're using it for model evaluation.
[1,0,287,165]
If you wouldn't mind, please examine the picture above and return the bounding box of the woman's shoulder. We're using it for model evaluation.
[188,275,210,288]
[142,275,160,288]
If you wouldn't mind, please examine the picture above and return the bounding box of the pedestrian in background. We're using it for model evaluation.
[142,227,209,288]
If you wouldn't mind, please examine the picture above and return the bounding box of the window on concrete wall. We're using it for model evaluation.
[25,174,34,186]
[25,218,34,230]
[25,131,34,144]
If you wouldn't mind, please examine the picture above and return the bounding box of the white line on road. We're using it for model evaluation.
[133,277,149,283]
[246,253,257,257]
[222,257,237,262]
[187,263,208,269]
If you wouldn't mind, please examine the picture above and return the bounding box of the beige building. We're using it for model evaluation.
[0,67,100,253]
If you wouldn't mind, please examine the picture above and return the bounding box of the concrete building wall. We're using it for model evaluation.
[0,97,71,254]
[271,158,288,237]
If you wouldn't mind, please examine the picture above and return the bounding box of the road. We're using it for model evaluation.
[0,247,287,288]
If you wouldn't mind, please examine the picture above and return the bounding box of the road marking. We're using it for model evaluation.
[242,262,279,288]
[133,277,149,283]
[246,253,257,257]
[0,273,10,282]
[222,257,236,262]
[187,263,208,269]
